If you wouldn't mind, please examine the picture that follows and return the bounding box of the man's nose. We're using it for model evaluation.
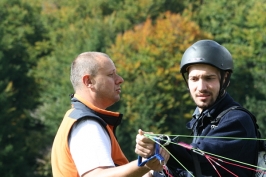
[197,79,207,91]
[116,75,124,84]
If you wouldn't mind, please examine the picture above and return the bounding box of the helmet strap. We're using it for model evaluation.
[219,71,231,97]
[182,72,189,90]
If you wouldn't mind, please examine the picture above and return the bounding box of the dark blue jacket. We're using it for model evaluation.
[166,93,258,177]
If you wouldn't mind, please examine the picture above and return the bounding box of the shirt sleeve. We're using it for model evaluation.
[69,119,115,176]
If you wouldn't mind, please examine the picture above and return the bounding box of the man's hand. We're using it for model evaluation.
[135,129,155,158]
[160,147,170,165]
[145,158,163,171]
[135,129,170,172]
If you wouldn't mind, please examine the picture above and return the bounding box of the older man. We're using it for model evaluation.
[52,52,169,177]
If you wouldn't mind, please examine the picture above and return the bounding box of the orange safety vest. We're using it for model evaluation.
[51,94,129,177]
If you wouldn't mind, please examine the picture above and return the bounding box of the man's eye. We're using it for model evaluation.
[206,77,215,81]
[189,77,197,81]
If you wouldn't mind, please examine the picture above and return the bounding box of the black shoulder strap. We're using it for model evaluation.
[212,106,257,130]
[214,106,265,151]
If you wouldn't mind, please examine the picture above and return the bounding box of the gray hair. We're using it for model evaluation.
[70,52,109,91]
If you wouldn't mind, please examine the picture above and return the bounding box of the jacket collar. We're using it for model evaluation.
[71,94,123,127]
[188,92,239,129]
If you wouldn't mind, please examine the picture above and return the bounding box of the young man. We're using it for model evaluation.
[135,40,258,176]
[51,52,169,177]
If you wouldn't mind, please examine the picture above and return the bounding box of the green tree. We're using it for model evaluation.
[0,0,51,176]
[31,0,266,173]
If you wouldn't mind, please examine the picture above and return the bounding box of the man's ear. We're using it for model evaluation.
[83,75,93,88]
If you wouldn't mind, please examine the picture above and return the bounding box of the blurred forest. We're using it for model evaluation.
[1,0,266,176]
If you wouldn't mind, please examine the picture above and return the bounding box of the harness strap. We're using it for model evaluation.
[192,152,203,177]
[178,142,204,177]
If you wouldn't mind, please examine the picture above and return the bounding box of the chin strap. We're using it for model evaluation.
[138,137,165,167]
[219,71,231,98]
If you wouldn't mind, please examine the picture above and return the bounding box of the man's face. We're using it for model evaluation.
[187,64,221,112]
[91,56,124,108]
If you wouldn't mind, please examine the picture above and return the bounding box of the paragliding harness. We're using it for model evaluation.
[192,106,266,177]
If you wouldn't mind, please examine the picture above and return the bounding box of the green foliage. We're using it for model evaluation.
[2,0,266,175]
[0,0,51,176]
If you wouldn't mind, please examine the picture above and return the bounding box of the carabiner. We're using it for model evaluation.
[158,134,171,146]
[192,148,205,156]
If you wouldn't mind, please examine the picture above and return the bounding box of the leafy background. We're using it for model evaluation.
[1,0,266,176]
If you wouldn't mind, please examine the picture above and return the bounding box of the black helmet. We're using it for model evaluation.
[180,40,233,74]
[180,40,233,97]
